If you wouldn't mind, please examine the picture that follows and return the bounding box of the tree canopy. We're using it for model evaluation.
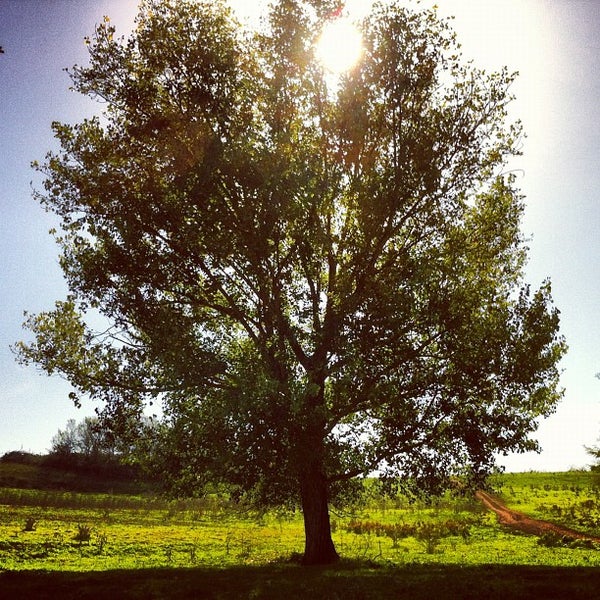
[16,0,566,564]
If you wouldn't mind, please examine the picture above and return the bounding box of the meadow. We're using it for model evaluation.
[1,463,600,598]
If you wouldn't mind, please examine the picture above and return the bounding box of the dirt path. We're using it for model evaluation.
[476,490,600,542]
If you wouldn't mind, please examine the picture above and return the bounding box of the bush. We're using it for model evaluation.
[415,522,444,554]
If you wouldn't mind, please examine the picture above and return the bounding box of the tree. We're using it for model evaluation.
[586,373,600,471]
[50,418,81,457]
[47,415,146,479]
[15,0,566,565]
[586,445,599,470]
[50,416,117,460]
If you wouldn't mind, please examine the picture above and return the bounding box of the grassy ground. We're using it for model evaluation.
[491,471,600,538]
[1,467,600,598]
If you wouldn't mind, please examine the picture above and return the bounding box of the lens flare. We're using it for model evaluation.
[316,18,363,74]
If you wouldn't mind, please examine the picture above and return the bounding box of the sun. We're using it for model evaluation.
[316,17,363,74]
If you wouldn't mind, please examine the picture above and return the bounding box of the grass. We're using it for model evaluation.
[1,467,600,597]
[491,471,600,537]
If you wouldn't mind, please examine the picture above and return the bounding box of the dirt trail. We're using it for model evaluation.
[476,490,600,542]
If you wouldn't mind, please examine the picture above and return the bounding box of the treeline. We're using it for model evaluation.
[1,416,141,481]
[0,449,139,482]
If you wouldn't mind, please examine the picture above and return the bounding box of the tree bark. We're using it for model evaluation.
[299,462,339,565]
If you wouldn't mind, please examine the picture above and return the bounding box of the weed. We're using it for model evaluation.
[236,533,253,560]
[101,507,114,523]
[225,531,234,555]
[164,546,173,563]
[74,524,92,544]
[162,506,178,523]
[96,533,108,554]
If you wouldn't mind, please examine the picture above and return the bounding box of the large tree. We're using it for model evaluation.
[16,0,566,564]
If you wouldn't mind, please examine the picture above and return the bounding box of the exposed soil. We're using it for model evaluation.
[476,490,600,542]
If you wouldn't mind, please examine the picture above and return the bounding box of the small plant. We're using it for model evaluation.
[97,533,108,554]
[74,524,92,544]
[162,506,178,523]
[102,508,114,523]
[236,533,253,560]
[415,523,444,554]
[225,531,234,555]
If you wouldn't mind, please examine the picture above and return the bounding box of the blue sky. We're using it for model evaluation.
[1,0,599,472]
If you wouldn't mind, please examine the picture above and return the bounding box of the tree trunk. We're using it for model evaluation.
[299,463,339,565]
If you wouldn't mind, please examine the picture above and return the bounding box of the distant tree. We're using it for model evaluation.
[47,416,146,480]
[16,0,566,564]
[49,417,116,460]
[49,418,79,457]
[588,374,600,471]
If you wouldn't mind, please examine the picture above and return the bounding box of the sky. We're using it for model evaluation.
[1,0,599,472]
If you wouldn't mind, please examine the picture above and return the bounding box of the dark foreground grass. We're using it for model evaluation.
[1,563,600,599]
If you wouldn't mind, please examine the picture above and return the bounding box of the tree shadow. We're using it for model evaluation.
[1,563,600,599]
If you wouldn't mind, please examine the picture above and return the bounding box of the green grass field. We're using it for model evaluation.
[1,464,600,598]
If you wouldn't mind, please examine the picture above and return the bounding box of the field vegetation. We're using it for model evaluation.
[1,457,600,598]
[491,471,600,541]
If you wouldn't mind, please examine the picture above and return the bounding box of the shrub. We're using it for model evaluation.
[415,522,444,554]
